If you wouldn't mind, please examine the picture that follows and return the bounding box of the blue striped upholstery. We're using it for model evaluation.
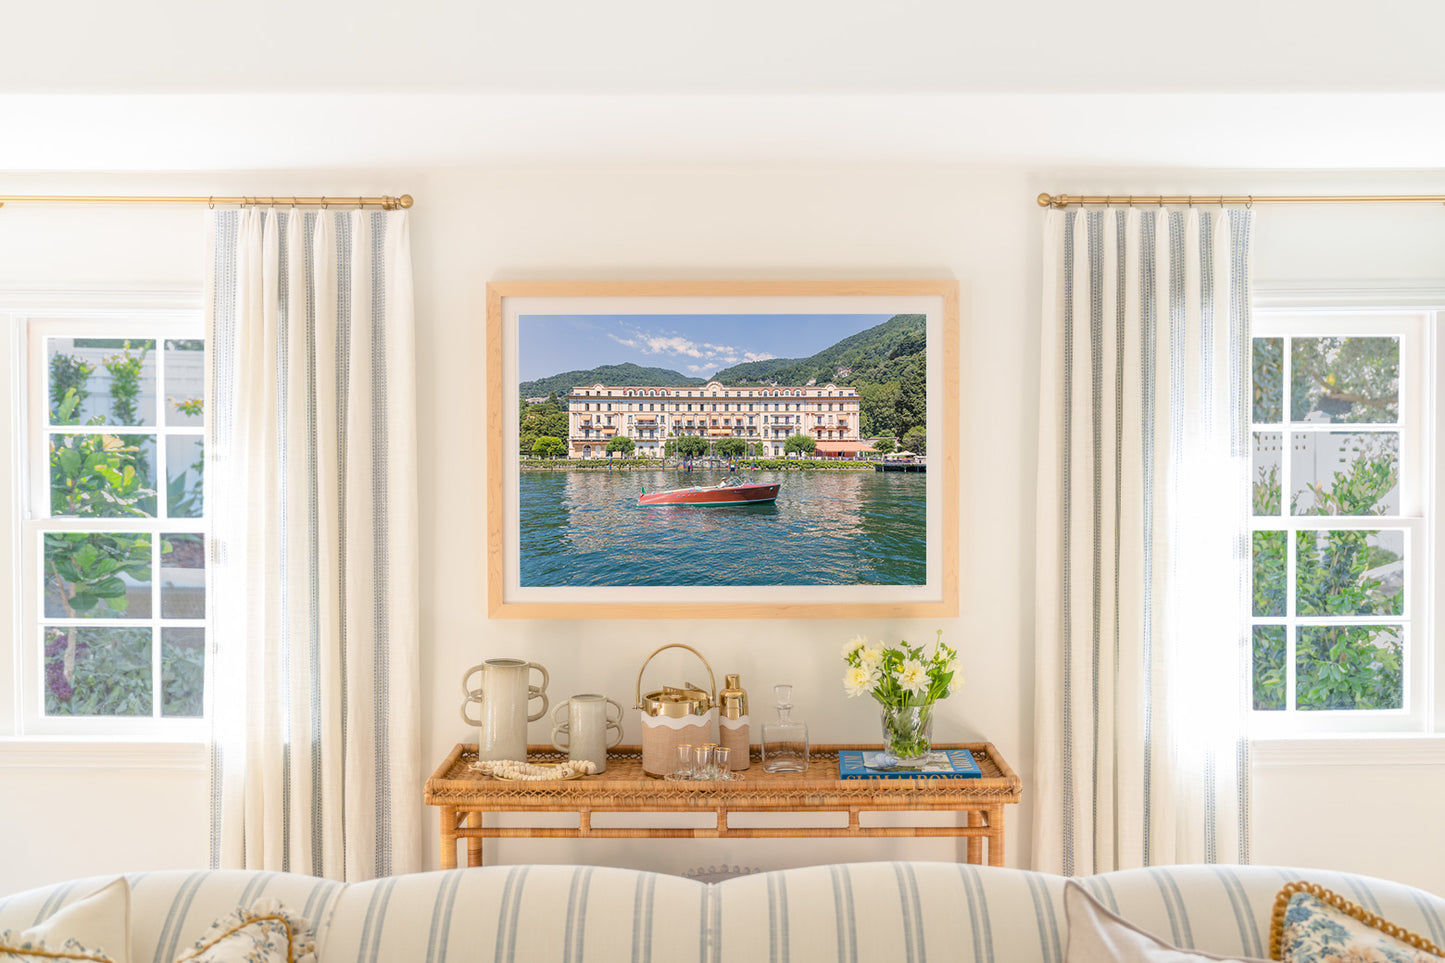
[2,863,1440,963]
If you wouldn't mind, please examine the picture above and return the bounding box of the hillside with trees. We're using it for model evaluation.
[520,362,704,400]
[710,313,927,445]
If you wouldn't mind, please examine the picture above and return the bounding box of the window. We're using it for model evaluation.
[1249,310,1430,735]
[19,316,207,737]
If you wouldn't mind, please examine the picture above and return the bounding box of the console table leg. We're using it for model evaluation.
[440,806,458,870]
[466,811,484,868]
[987,806,1005,867]
[966,810,983,864]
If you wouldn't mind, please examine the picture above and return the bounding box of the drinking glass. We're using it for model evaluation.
[693,744,717,780]
[669,743,695,780]
[713,746,732,780]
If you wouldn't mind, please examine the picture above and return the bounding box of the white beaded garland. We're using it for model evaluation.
[469,759,598,780]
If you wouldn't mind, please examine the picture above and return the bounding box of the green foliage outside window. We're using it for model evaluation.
[1252,446,1403,712]
[1291,337,1399,424]
[45,627,152,717]
[102,340,150,426]
[42,342,204,719]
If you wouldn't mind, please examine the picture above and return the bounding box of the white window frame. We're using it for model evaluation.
[13,307,208,740]
[1249,303,1434,738]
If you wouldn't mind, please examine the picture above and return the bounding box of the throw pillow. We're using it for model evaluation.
[1270,881,1445,962]
[173,899,316,963]
[1065,881,1270,963]
[0,877,130,963]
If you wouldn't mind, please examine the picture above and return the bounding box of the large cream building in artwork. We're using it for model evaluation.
[566,380,868,459]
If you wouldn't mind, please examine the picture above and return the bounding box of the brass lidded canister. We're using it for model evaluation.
[719,673,751,771]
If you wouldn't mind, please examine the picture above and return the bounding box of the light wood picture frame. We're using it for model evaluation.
[487,280,959,619]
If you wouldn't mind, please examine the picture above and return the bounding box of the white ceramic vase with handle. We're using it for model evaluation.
[551,693,624,773]
[460,658,550,761]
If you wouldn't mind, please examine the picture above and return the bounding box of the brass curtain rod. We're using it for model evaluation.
[1039,192,1445,209]
[0,193,413,211]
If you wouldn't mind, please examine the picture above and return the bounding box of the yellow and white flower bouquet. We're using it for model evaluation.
[841,630,960,765]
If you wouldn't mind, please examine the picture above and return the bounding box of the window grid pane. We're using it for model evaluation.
[30,322,207,726]
[1250,328,1418,722]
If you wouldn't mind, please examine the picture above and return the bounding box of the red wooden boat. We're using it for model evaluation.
[637,479,780,507]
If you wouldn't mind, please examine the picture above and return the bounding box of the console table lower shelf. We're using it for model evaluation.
[424,742,1022,868]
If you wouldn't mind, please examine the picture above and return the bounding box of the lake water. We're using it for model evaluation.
[518,468,926,587]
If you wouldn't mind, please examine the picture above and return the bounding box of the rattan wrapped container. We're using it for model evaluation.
[635,644,717,777]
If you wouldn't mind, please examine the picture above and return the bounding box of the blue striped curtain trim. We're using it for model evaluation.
[1229,210,1255,865]
[1198,212,1220,865]
[1060,211,1077,877]
[333,214,352,808]
[1138,210,1158,869]
[275,213,294,875]
[1086,211,1105,863]
[368,211,395,877]
[206,208,238,873]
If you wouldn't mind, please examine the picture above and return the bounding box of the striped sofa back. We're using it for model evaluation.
[2,862,1441,963]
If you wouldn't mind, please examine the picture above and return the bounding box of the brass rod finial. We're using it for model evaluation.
[1036,193,1053,208]
[397,194,414,210]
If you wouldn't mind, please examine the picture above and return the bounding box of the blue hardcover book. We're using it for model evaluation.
[838,748,982,779]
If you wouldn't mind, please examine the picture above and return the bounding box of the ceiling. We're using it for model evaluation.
[4,0,1445,171]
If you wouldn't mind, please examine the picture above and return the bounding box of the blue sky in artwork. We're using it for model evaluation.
[518,313,894,382]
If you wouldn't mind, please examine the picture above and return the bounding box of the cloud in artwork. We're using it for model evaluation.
[609,325,776,371]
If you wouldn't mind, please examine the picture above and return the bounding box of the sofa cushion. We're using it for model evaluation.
[173,898,316,963]
[1,877,129,963]
[1064,881,1268,962]
[1272,882,1445,962]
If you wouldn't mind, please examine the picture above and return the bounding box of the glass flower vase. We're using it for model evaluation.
[879,702,935,768]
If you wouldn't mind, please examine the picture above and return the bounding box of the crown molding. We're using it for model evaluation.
[1253,279,1445,310]
[0,282,201,312]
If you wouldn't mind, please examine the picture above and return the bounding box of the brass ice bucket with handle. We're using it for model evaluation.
[635,643,717,778]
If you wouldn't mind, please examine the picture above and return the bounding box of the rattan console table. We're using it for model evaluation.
[425,742,1022,869]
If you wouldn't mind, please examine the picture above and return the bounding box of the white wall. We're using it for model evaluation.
[1,165,1443,897]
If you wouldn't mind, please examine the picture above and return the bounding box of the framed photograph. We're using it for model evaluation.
[487,281,959,619]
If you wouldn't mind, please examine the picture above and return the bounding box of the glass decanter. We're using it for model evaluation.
[761,684,809,773]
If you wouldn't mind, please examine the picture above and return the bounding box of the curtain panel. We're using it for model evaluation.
[1033,207,1254,876]
[205,207,421,880]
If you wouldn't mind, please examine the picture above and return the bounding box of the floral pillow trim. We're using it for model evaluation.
[0,930,117,962]
[173,899,316,963]
[1270,881,1445,962]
